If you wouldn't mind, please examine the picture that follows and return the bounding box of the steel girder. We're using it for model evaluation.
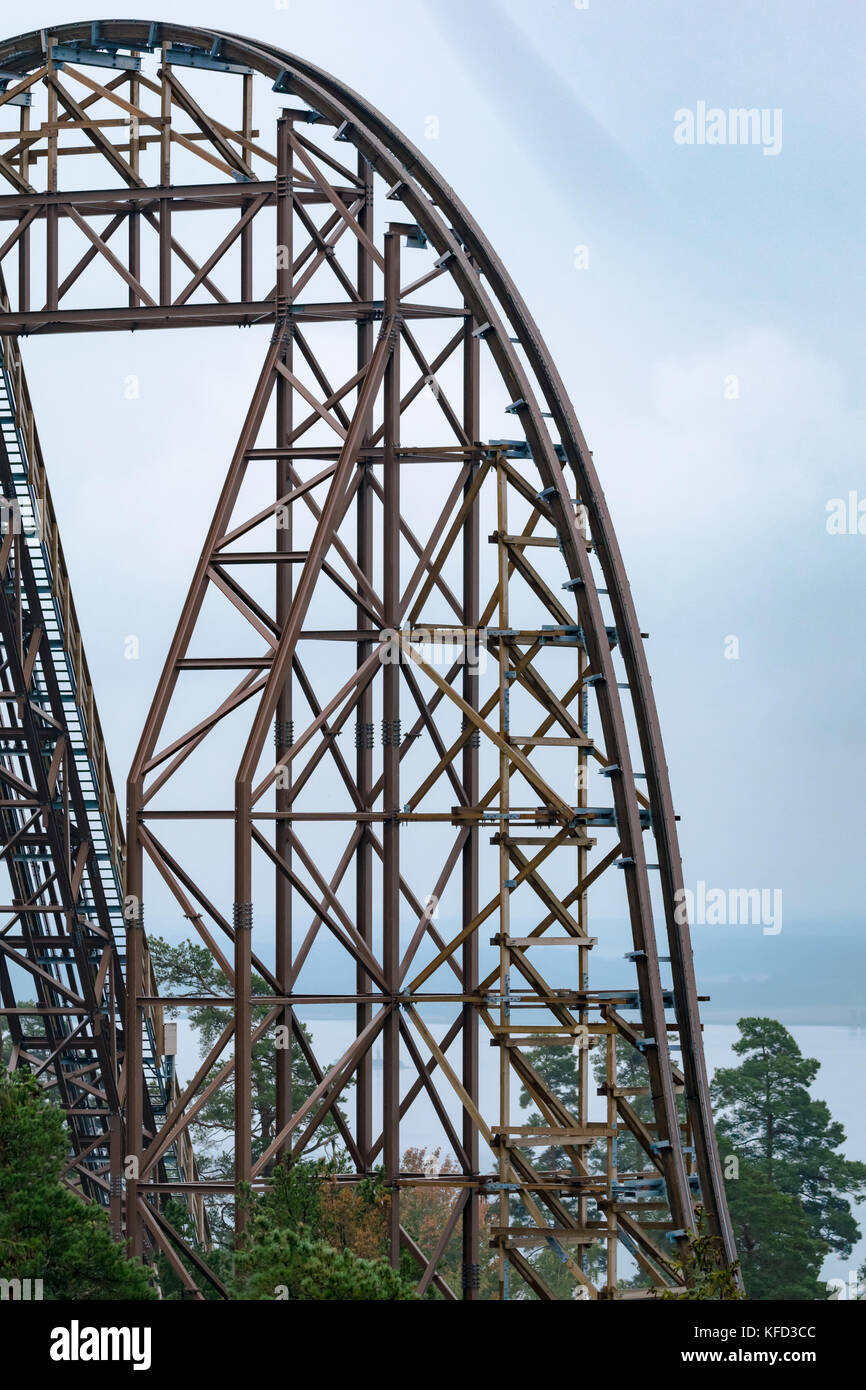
[0,20,737,1299]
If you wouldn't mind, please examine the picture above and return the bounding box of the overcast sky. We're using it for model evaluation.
[3,0,863,934]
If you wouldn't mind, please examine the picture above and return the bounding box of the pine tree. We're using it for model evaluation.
[0,1072,154,1300]
[230,1156,417,1299]
[232,1218,418,1300]
[712,1017,866,1297]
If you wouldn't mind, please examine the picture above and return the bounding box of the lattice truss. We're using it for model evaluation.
[0,429,127,1205]
[0,22,736,1300]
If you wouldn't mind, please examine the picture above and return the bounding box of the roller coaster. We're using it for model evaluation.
[0,20,736,1299]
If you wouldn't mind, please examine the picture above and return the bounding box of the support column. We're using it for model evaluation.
[234,779,253,1231]
[382,229,401,1265]
[45,41,58,312]
[17,95,30,311]
[274,114,294,1155]
[495,461,511,1300]
[240,75,254,302]
[109,1112,123,1242]
[158,46,171,304]
[123,783,143,1259]
[461,291,481,1298]
[355,153,375,1167]
[129,60,140,308]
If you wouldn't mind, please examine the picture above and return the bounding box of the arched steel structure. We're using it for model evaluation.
[0,20,735,1299]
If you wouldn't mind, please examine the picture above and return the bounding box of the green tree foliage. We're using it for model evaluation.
[0,1072,154,1300]
[660,1208,744,1301]
[721,1159,826,1300]
[712,1017,866,1298]
[229,1150,498,1300]
[232,1218,417,1300]
[259,1153,390,1259]
[231,1157,417,1299]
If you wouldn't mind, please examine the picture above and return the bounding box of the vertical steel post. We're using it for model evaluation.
[158,45,171,305]
[355,153,375,1167]
[129,58,140,308]
[240,74,254,303]
[17,98,30,312]
[233,780,253,1230]
[45,40,58,312]
[605,1026,618,1291]
[382,229,401,1265]
[123,782,143,1258]
[461,291,481,1298]
[274,114,294,1154]
[109,1112,123,1242]
[495,460,511,1300]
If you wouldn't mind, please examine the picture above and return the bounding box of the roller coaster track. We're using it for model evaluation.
[0,19,736,1299]
[0,304,202,1234]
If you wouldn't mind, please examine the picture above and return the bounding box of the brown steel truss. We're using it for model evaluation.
[0,20,736,1300]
